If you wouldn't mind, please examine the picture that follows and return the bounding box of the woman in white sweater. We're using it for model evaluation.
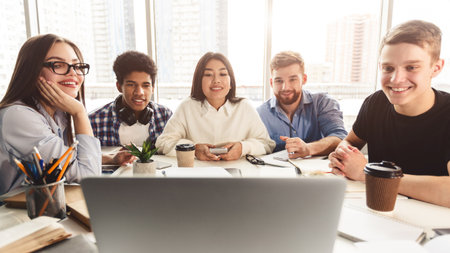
[156,52,275,161]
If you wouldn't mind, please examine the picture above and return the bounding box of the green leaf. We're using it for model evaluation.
[125,140,158,162]
[124,142,140,153]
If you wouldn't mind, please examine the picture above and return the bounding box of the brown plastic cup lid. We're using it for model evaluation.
[176,144,195,151]
[364,161,403,178]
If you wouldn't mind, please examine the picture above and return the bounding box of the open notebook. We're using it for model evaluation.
[338,204,426,243]
[0,216,71,252]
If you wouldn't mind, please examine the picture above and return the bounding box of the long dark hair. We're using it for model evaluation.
[0,34,86,144]
[190,52,243,103]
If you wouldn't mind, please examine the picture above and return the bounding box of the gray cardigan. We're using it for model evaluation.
[0,101,101,195]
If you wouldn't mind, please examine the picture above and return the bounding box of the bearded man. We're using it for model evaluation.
[257,51,347,157]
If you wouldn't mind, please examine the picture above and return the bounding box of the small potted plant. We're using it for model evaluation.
[123,140,158,175]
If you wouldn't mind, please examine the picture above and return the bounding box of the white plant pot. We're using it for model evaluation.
[133,160,157,175]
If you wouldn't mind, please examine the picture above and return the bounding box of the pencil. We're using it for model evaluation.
[57,151,73,182]
[46,140,78,175]
[38,151,73,217]
[13,158,31,179]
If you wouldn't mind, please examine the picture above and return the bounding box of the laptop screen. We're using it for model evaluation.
[82,177,345,253]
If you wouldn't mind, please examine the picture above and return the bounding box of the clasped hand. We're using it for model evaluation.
[328,143,367,181]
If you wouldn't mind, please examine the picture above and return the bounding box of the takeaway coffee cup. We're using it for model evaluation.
[364,161,403,212]
[175,144,195,167]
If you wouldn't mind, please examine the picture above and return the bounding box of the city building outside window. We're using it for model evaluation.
[154,0,265,110]
[36,0,147,112]
[0,0,449,129]
[0,2,27,97]
[271,0,381,130]
[390,0,450,93]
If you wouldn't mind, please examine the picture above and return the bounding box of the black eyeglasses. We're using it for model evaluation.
[245,154,287,168]
[43,61,90,75]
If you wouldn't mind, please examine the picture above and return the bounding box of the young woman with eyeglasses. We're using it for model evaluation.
[0,34,101,195]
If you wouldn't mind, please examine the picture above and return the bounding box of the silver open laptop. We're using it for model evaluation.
[81,177,346,253]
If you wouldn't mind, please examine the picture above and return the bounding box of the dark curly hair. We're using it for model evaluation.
[113,51,157,86]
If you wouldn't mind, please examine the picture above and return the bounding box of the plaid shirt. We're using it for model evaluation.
[89,98,173,146]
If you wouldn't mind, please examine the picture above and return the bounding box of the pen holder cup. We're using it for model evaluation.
[25,178,66,219]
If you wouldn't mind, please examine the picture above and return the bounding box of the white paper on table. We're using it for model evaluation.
[354,240,427,253]
[162,167,232,177]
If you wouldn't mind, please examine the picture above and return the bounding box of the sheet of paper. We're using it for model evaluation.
[162,167,232,177]
[354,241,427,253]
[425,234,450,253]
[293,158,331,173]
[338,205,425,243]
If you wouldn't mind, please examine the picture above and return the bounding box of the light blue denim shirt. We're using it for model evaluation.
[257,90,347,152]
[0,101,101,195]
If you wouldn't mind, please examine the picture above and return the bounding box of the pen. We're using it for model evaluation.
[47,140,78,175]
[287,159,302,175]
[33,147,45,173]
[32,150,43,183]
[23,161,38,180]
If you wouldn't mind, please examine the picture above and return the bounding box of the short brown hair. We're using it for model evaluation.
[270,51,305,74]
[380,20,441,62]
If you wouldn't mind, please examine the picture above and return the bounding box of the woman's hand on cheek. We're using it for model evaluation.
[38,77,84,116]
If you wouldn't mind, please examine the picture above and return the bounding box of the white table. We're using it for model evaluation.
[3,150,450,252]
[108,150,450,252]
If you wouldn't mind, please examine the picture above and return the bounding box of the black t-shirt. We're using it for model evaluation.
[353,89,450,176]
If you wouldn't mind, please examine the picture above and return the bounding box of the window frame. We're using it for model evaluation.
[19,0,397,104]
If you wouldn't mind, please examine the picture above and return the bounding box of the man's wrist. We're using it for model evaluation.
[304,143,314,156]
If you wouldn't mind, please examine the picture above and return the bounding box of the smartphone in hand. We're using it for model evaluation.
[209,147,228,154]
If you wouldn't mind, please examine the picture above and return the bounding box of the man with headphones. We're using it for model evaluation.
[89,51,173,165]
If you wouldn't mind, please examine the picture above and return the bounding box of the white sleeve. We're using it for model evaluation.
[239,101,276,156]
[155,104,192,156]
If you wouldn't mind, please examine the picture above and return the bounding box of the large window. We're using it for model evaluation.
[1,0,450,126]
[36,0,147,112]
[391,0,450,93]
[0,2,27,97]
[154,0,265,110]
[272,0,381,130]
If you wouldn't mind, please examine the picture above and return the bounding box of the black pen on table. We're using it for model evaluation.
[287,159,302,175]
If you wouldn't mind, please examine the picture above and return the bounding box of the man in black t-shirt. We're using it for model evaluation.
[328,20,450,208]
